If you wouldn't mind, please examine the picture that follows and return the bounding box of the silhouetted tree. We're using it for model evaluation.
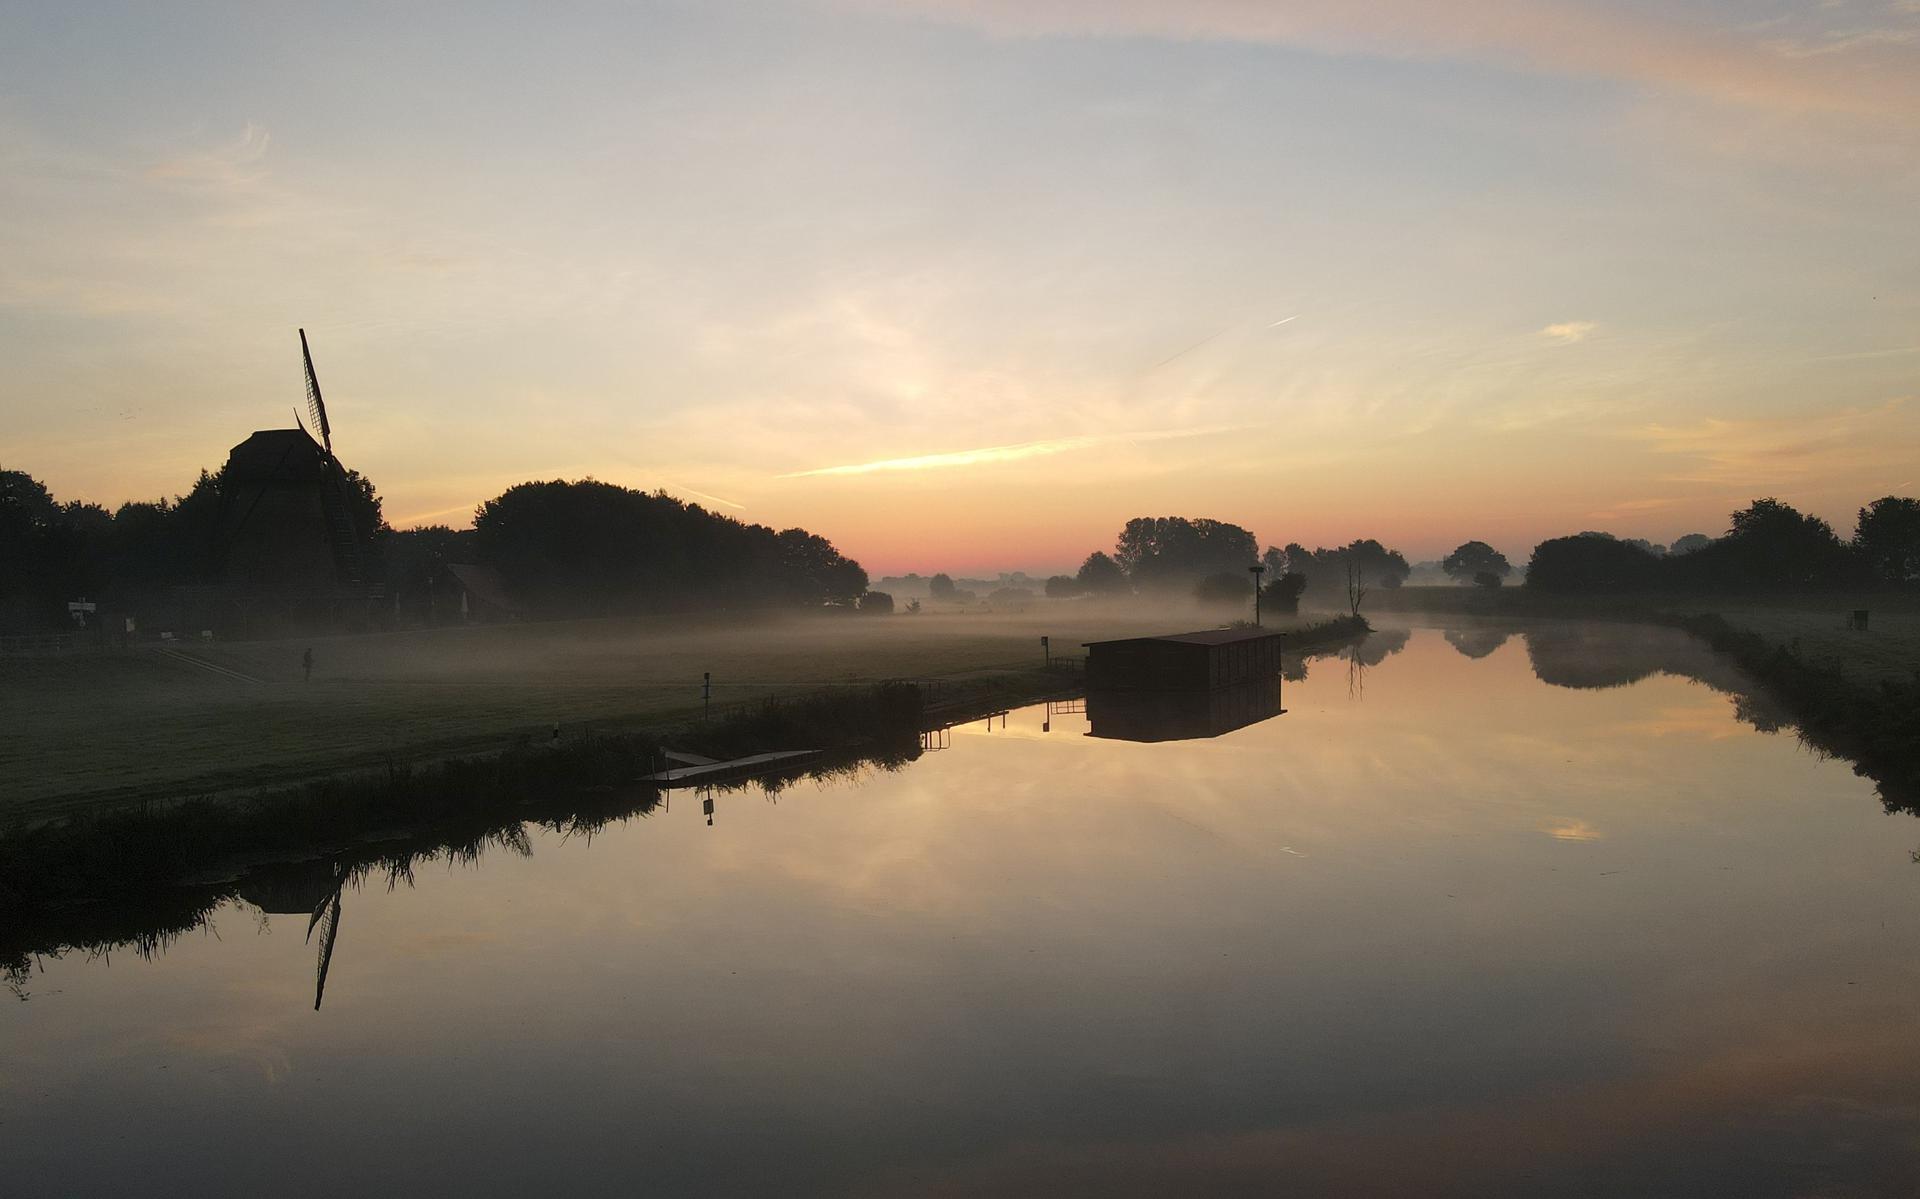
[1855,496,1920,584]
[472,479,865,616]
[1043,574,1084,598]
[1669,533,1713,556]
[859,590,894,615]
[1113,517,1258,590]
[1525,534,1661,592]
[0,469,94,630]
[1442,540,1512,583]
[1694,498,1853,588]
[1262,572,1308,614]
[1075,551,1129,594]
[1344,556,1368,615]
[928,573,956,601]
[1473,570,1503,589]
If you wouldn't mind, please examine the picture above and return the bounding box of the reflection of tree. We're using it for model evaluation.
[1522,622,1908,811]
[1444,627,1510,660]
[1344,630,1411,699]
[1,746,915,1005]
[1354,628,1410,667]
[1525,624,1736,692]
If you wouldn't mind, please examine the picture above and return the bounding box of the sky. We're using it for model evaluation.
[2,0,1917,575]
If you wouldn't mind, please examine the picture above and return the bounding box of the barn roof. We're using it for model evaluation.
[445,563,524,614]
[1084,627,1284,649]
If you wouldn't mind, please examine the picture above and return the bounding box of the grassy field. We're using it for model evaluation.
[0,605,1331,823]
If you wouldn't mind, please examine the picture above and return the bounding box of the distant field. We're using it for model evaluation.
[0,605,1325,822]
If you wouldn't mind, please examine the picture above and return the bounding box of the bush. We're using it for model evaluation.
[858,590,894,615]
[1473,570,1503,589]
[1261,572,1308,613]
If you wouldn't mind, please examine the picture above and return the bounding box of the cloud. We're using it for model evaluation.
[1540,320,1596,344]
[1630,399,1918,487]
[779,424,1238,478]
[833,0,1920,115]
[144,122,274,190]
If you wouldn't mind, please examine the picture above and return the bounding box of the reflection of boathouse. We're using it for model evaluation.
[1083,627,1284,691]
[1086,679,1283,743]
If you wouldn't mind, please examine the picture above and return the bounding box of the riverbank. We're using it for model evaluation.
[1,615,1379,954]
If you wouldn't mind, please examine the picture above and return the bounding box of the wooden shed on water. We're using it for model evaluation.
[1083,626,1284,692]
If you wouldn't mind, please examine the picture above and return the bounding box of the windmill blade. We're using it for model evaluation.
[299,328,332,456]
[311,890,342,1011]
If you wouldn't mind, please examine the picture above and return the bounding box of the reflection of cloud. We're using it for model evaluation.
[1540,321,1596,344]
[1616,704,1749,742]
[779,425,1238,478]
[1543,818,1602,841]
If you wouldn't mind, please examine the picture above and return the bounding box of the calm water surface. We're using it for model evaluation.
[7,621,1920,1196]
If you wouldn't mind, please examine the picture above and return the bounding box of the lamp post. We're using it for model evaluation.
[1249,564,1267,626]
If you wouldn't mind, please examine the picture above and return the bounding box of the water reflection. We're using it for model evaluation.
[7,620,1920,1196]
[1085,679,1284,743]
[1445,626,1510,660]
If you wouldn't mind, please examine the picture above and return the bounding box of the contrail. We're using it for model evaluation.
[1147,313,1302,372]
[1145,326,1236,372]
[663,481,745,511]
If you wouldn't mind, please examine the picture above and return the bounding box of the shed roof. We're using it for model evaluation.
[1084,627,1284,649]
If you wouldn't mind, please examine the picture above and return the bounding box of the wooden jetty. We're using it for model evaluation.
[640,749,820,788]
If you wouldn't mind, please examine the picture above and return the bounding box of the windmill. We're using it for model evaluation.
[211,330,376,616]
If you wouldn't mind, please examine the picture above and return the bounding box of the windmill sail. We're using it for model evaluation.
[299,328,332,456]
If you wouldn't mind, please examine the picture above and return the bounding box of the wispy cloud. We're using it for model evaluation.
[1630,399,1918,487]
[144,122,274,190]
[779,424,1238,478]
[1540,320,1596,344]
[836,0,1920,115]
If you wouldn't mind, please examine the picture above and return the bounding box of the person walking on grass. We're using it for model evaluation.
[303,647,313,683]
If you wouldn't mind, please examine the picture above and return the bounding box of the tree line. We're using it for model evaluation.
[0,467,870,632]
[1041,516,1426,613]
[1525,497,1920,593]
